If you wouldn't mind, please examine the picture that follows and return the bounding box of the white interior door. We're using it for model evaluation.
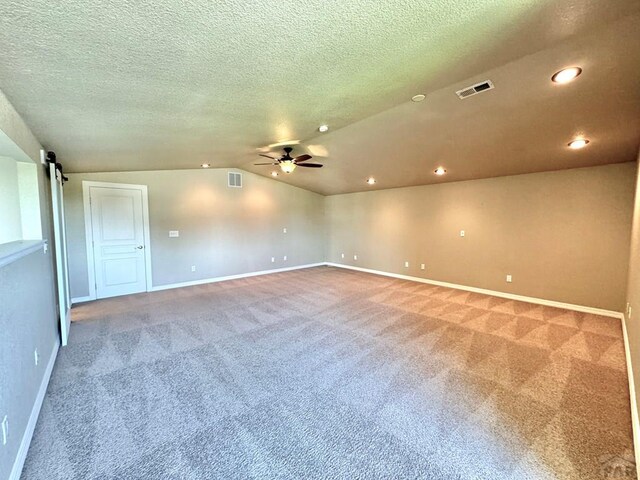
[50,163,71,345]
[89,186,148,299]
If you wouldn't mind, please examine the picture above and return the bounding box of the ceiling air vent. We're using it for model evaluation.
[455,80,494,99]
[228,172,242,188]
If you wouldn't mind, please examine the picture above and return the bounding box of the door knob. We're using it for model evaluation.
[136,245,144,249]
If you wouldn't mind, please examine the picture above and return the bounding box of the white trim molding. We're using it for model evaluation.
[9,339,60,480]
[621,314,640,476]
[71,296,93,305]
[325,262,623,319]
[151,263,325,292]
[81,181,153,301]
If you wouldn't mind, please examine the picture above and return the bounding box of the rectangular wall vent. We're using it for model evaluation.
[228,172,242,188]
[455,80,494,99]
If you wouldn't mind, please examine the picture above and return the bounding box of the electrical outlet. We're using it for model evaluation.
[506,274,512,283]
[283,228,287,234]
[404,261,409,268]
[191,265,196,272]
[353,255,358,260]
[341,253,345,259]
[420,264,425,270]
[34,348,39,366]
[2,416,8,446]
[271,257,275,263]
[460,230,465,237]
[283,255,287,261]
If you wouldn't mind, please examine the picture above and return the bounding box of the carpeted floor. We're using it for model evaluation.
[22,266,635,479]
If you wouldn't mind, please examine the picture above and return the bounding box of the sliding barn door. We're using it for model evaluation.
[50,163,71,345]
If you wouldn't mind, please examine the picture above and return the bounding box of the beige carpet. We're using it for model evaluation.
[24,266,634,479]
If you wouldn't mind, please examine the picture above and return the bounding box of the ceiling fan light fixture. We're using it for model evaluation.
[552,67,582,84]
[434,166,447,176]
[280,160,296,174]
[318,124,329,133]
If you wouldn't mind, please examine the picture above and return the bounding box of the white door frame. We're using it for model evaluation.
[82,181,153,301]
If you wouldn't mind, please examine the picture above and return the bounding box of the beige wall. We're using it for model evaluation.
[326,163,635,312]
[65,168,325,298]
[0,89,58,479]
[0,156,22,243]
[626,157,640,429]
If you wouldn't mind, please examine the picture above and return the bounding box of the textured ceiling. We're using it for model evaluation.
[0,0,639,194]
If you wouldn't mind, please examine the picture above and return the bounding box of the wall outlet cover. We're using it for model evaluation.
[283,255,287,261]
[191,265,196,272]
[460,230,465,237]
[420,264,425,270]
[283,228,287,233]
[353,255,358,260]
[271,257,275,263]
[506,275,513,283]
[404,261,409,268]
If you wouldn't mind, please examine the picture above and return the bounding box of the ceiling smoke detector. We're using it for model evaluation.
[455,80,494,99]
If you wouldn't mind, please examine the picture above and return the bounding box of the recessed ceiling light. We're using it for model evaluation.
[411,94,426,102]
[271,171,279,177]
[434,167,447,176]
[568,139,589,149]
[201,163,210,168]
[552,67,582,84]
[366,177,376,185]
[318,125,329,133]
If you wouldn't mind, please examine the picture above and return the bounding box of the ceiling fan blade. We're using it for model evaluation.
[297,163,323,168]
[259,153,280,160]
[254,162,277,166]
[293,154,312,163]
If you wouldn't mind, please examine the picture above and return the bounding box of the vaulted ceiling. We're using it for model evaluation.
[0,0,638,194]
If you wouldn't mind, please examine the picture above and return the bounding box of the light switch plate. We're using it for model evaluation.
[169,230,179,237]
[460,230,465,237]
[2,416,8,446]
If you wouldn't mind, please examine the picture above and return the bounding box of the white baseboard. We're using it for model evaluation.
[621,314,640,477]
[71,295,93,305]
[9,338,60,480]
[150,263,326,292]
[325,262,623,319]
